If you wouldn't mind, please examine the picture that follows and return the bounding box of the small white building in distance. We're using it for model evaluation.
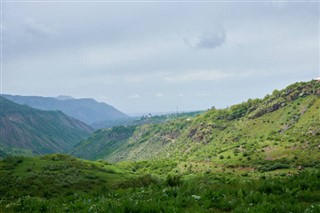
[314,77,320,81]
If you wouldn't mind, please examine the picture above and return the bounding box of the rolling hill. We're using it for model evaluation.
[72,80,320,165]
[0,97,93,155]
[2,94,129,126]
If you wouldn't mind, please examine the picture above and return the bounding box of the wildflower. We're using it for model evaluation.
[191,195,201,200]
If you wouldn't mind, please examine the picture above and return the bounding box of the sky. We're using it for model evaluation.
[1,0,319,115]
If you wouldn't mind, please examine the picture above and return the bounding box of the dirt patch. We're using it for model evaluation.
[263,146,275,152]
[263,147,277,160]
[235,167,255,172]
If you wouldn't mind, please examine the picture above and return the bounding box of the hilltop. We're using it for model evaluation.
[0,97,93,155]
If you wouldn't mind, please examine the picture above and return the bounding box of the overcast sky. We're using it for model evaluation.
[2,1,319,114]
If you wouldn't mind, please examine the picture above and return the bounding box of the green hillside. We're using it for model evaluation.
[0,97,93,155]
[73,80,320,167]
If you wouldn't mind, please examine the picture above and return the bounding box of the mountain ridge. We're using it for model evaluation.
[2,94,129,125]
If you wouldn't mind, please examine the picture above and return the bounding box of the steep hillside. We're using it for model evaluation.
[73,80,320,165]
[2,95,129,125]
[0,97,93,155]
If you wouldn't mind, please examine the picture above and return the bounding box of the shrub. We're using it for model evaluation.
[166,174,182,187]
[258,163,290,172]
[3,156,25,165]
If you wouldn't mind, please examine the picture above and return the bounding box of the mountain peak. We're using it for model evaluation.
[54,95,74,100]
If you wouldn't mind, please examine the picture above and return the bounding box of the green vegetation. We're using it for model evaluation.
[1,155,320,212]
[1,80,320,212]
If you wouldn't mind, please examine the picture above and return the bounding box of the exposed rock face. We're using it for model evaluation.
[249,102,283,119]
[249,80,320,119]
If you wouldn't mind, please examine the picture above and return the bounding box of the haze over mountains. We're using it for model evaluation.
[2,94,129,126]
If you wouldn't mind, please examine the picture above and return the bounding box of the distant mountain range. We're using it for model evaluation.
[2,94,129,126]
[0,96,93,155]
